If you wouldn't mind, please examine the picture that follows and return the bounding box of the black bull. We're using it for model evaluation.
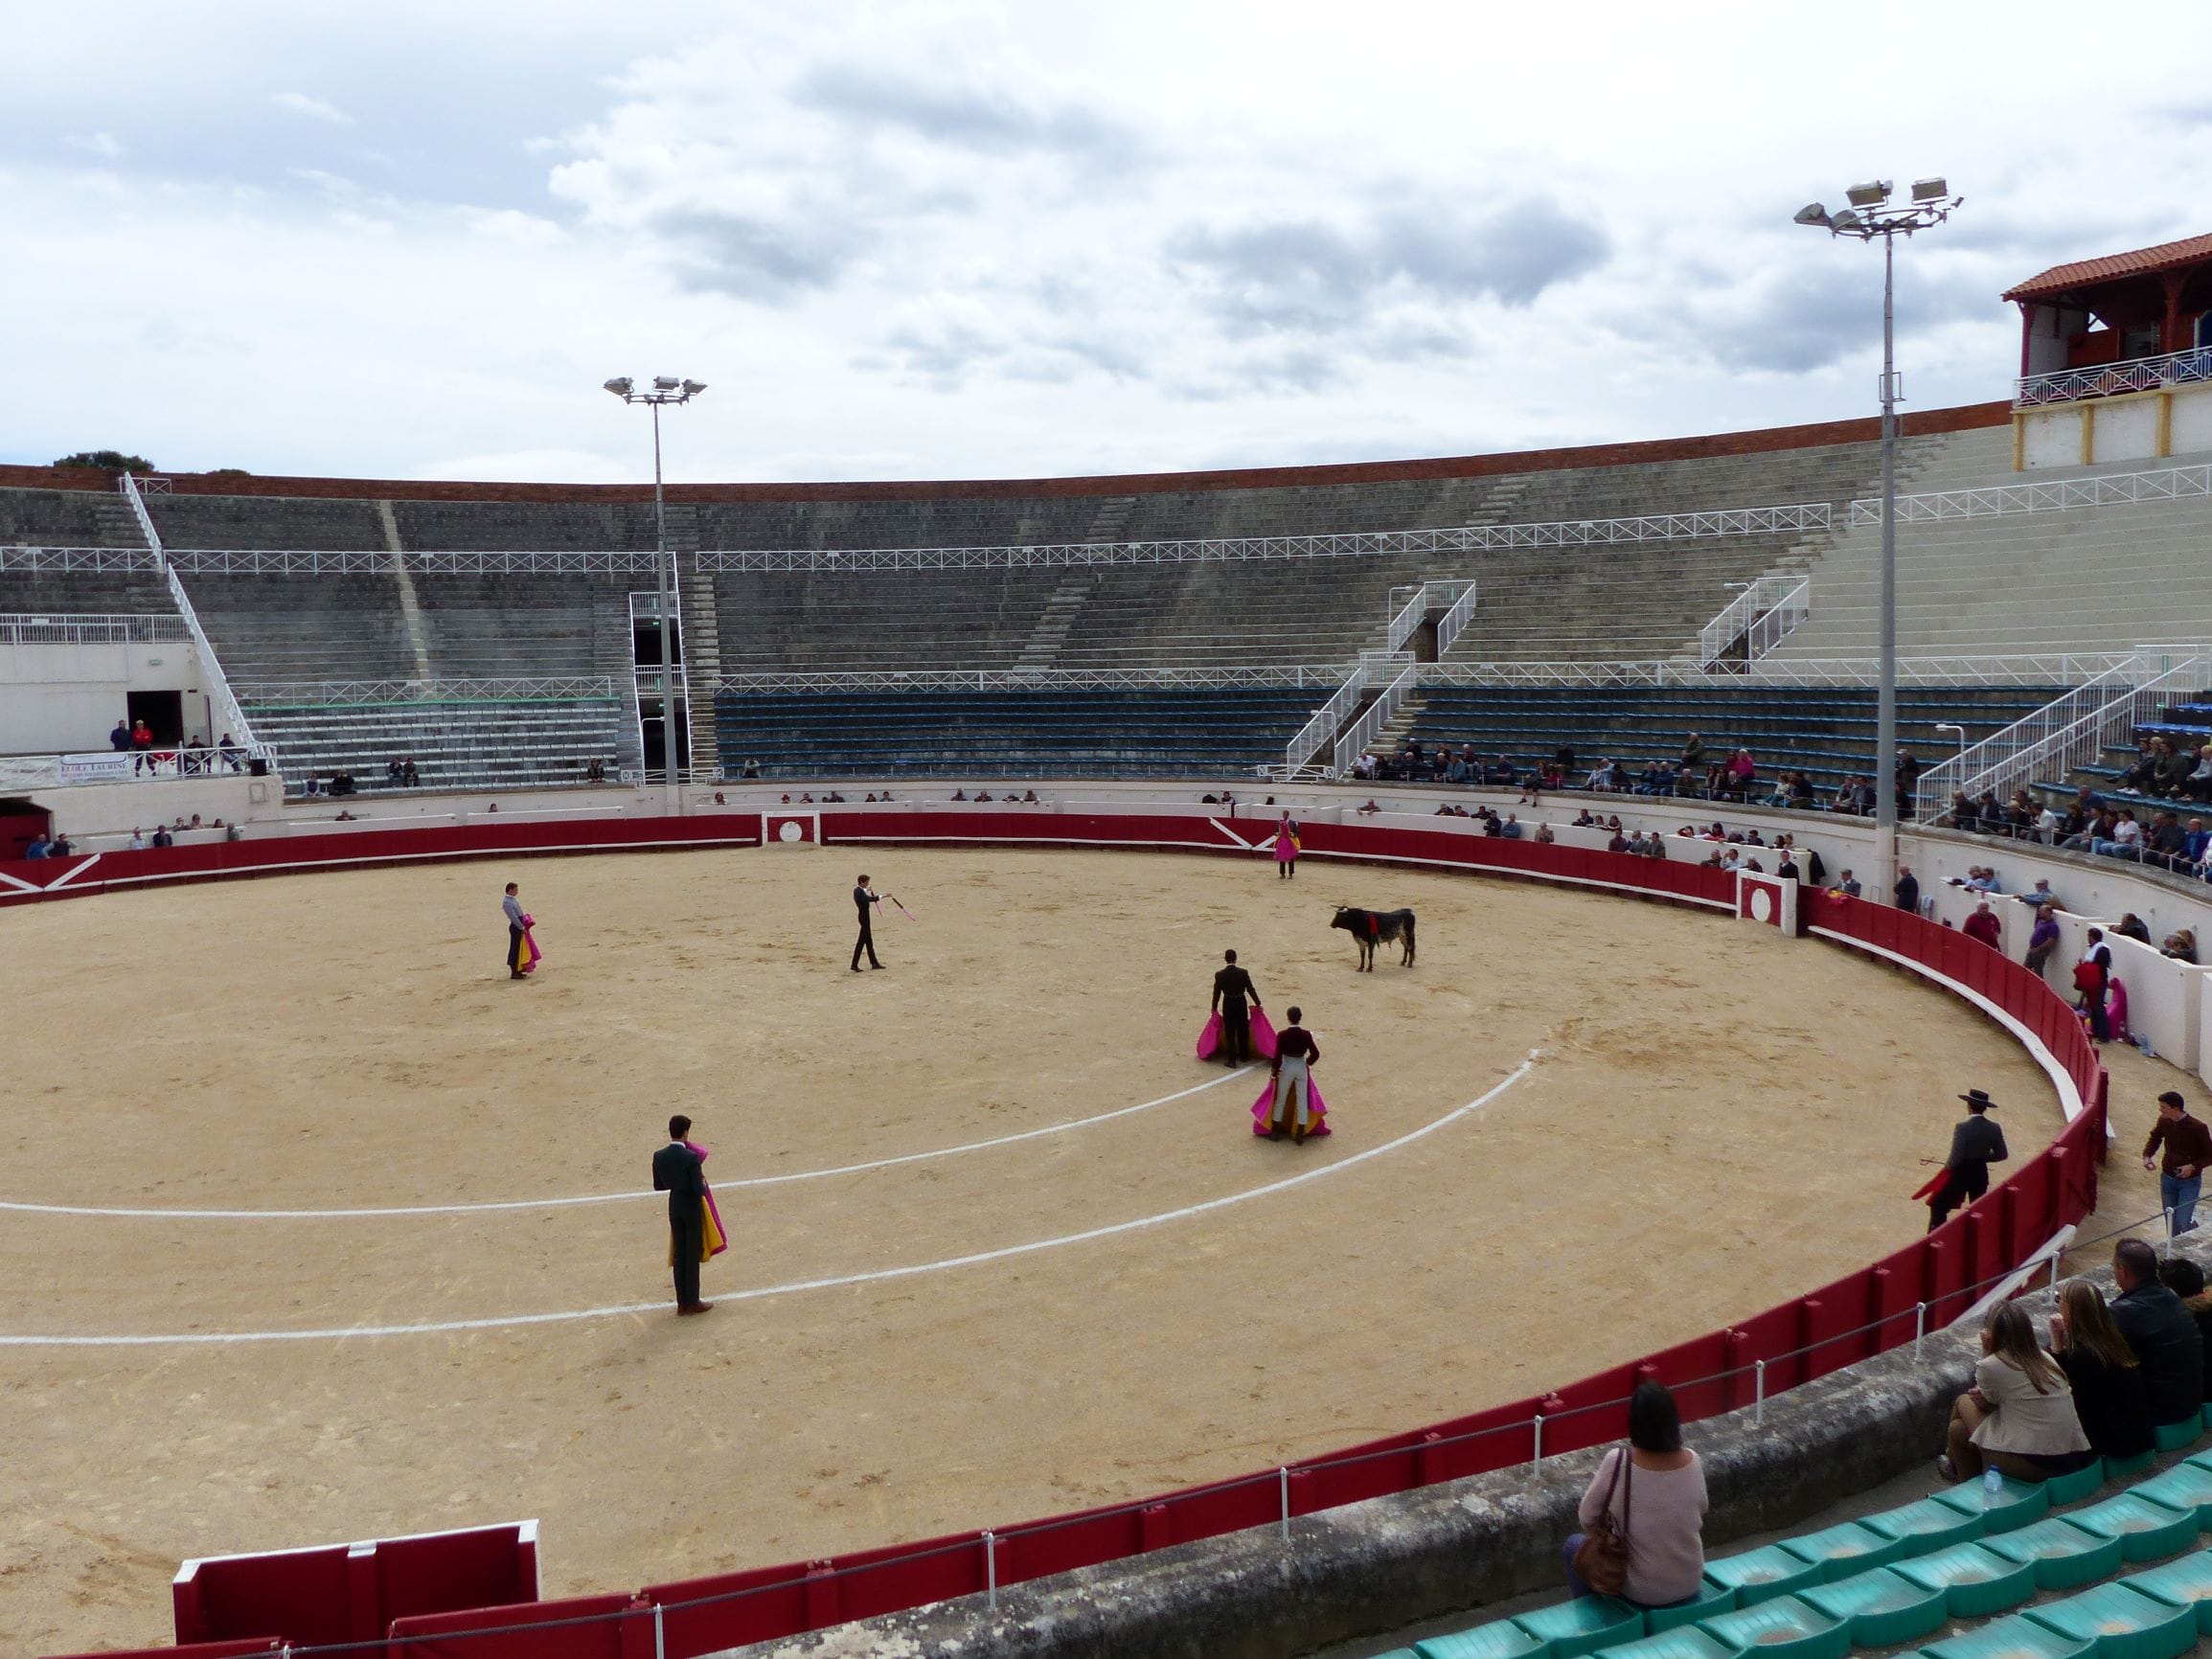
[1331,906,1416,970]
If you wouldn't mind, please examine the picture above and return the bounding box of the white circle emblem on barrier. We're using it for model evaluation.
[779,821,804,843]
[1749,887,1773,924]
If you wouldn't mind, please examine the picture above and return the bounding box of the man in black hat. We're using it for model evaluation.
[1928,1089,2008,1232]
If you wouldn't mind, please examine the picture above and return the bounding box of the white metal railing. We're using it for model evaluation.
[2017,346,2212,408]
[1384,580,1476,655]
[1849,462,2212,526]
[6,501,1835,580]
[1910,645,2212,820]
[712,665,1345,695]
[0,544,164,571]
[236,676,627,707]
[1286,674,1370,771]
[1331,657,1419,775]
[0,612,192,645]
[1434,581,1479,658]
[1420,655,2115,690]
[1695,577,1810,670]
[0,743,274,790]
[119,473,262,753]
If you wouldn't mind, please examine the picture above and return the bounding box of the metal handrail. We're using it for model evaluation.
[235,676,627,707]
[0,612,192,644]
[1421,655,2112,690]
[0,544,164,571]
[2017,345,2212,407]
[1434,581,1480,657]
[1911,646,2212,818]
[118,473,262,751]
[1848,462,2212,526]
[1696,577,1810,669]
[1331,658,1419,774]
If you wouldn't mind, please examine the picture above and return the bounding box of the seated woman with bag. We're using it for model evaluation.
[1938,1301,2093,1482]
[1564,1381,1707,1608]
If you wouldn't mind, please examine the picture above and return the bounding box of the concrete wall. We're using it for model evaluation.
[2018,380,2212,470]
[0,640,212,752]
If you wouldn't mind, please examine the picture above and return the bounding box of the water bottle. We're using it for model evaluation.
[1983,1465,2004,1506]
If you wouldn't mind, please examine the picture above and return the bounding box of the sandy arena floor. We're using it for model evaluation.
[0,846,2083,1652]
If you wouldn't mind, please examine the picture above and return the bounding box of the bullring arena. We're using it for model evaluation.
[12,226,2212,1656]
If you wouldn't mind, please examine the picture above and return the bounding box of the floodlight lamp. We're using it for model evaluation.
[1845,180,1891,208]
[603,376,633,398]
[1911,177,1948,203]
[681,379,707,397]
[1830,209,1862,233]
[1793,202,1832,228]
[653,375,681,391]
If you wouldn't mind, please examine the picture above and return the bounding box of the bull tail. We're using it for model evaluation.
[1404,913,1417,966]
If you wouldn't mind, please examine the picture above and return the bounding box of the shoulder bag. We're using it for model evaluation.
[1573,1446,1632,1597]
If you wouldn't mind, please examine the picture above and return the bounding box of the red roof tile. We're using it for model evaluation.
[2004,233,2212,303]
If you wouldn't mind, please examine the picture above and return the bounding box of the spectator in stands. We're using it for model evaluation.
[2033,803,2064,843]
[225,822,242,842]
[2024,906,2062,980]
[949,789,966,801]
[2016,877,2061,911]
[2144,810,2190,870]
[1356,799,1381,815]
[1535,822,1555,845]
[1896,748,1925,811]
[130,717,153,773]
[1935,1301,2091,1484]
[49,831,72,857]
[22,833,48,859]
[2156,740,2197,798]
[2144,1092,2212,1234]
[1831,869,1859,897]
[2049,1280,2154,1462]
[1679,733,1707,774]
[1723,748,1757,802]
[1445,751,1469,784]
[2187,745,2212,804]
[2119,740,2160,793]
[331,769,356,798]
[2002,790,2039,836]
[1959,866,2000,895]
[150,826,172,848]
[388,758,405,785]
[1585,758,1617,792]
[2062,806,2112,852]
[1785,771,1815,809]
[127,828,146,851]
[2187,818,2212,870]
[402,759,420,785]
[2092,809,2143,861]
[1973,789,2004,831]
[1573,808,1597,828]
[1944,788,1975,830]
[2114,913,2153,943]
[218,733,241,772]
[303,776,322,797]
[586,759,605,784]
[1564,1381,1706,1609]
[2159,1259,2212,1398]
[1963,902,2002,950]
[741,758,761,779]
[1497,814,1523,839]
[1485,755,1517,787]
[1894,864,1920,913]
[2109,1238,2205,1429]
[2164,929,2199,965]
[108,716,130,753]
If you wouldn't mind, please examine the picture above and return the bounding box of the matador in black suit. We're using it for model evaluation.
[651,1114,713,1315]
[852,873,884,971]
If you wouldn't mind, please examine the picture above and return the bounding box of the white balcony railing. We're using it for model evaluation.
[1384,580,1476,656]
[2017,346,2212,408]
[1849,462,2212,527]
[1330,655,1419,776]
[0,612,192,645]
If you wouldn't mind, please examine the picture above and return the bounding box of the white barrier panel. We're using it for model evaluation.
[763,811,821,846]
[2101,932,2207,1070]
[1736,872,1797,932]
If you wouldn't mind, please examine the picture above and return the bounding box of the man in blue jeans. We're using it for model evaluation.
[2143,1091,2212,1235]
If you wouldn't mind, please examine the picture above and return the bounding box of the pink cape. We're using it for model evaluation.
[684,1140,729,1259]
[1250,1073,1331,1137]
[1196,1007,1278,1059]
[520,912,543,971]
[1273,826,1299,863]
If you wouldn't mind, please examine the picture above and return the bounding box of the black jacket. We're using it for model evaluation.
[1945,1115,2008,1173]
[2057,1347,2154,1459]
[1212,965,1258,1011]
[651,1142,706,1225]
[1894,873,1920,913]
[2110,1281,2205,1426]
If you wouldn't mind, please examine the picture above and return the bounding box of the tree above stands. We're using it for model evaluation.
[54,450,155,472]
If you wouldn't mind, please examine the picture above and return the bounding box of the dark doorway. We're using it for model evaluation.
[632,617,682,667]
[637,702,690,779]
[0,799,52,861]
[126,690,184,746]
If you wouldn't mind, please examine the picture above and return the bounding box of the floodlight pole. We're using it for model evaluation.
[604,376,706,815]
[1796,184,1958,903]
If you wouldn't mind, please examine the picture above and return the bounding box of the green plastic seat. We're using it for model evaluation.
[1779,1520,1911,1579]
[2106,1450,2156,1481]
[1798,1566,1950,1648]
[2154,1417,2202,1453]
[2062,1493,2200,1562]
[2044,1462,2109,1505]
[1932,1475,2054,1534]
[2120,1550,2212,1632]
[1889,1542,2041,1617]
[2131,1462,2212,1528]
[2201,1404,2212,1432]
[1416,1621,1547,1659]
[2023,1582,2198,1659]
[1701,1546,1826,1608]
[1513,1597,1647,1659]
[1863,1497,1986,1553]
[1419,1623,1548,1659]
[1919,1611,2096,1659]
[1644,1583,1737,1635]
[1694,1594,1848,1659]
[1587,1628,1732,1659]
[1981,1517,2128,1588]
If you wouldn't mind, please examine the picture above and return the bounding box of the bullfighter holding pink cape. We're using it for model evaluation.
[1255,1007,1329,1141]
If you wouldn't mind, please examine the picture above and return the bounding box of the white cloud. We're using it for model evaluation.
[271,91,353,125]
[64,130,121,157]
[5,2,2212,485]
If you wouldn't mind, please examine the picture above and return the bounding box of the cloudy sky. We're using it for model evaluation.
[5,1,2209,485]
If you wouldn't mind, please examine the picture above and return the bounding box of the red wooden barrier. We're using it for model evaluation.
[386,1592,642,1659]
